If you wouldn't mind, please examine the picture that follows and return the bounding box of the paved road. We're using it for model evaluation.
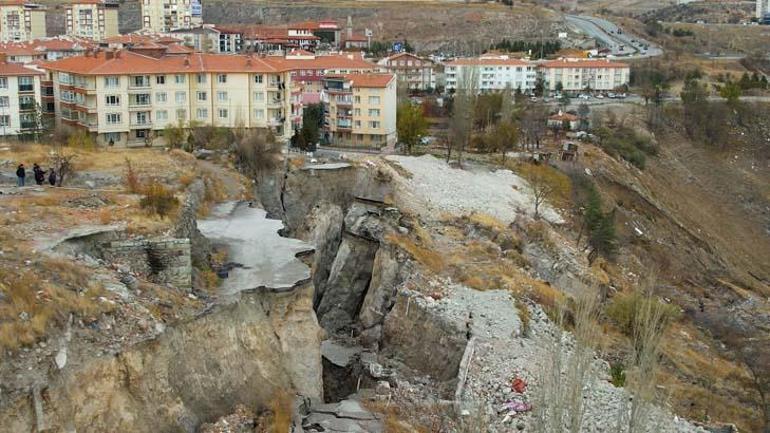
[565,15,663,59]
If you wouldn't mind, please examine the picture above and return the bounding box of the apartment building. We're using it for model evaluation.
[540,58,629,92]
[283,49,375,93]
[321,73,396,148]
[377,52,436,91]
[0,0,46,42]
[65,0,119,41]
[170,24,242,53]
[757,0,770,19]
[0,57,43,135]
[43,50,293,147]
[0,37,95,63]
[140,0,202,33]
[444,55,537,93]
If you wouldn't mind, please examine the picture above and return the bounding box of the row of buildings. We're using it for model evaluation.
[0,28,629,147]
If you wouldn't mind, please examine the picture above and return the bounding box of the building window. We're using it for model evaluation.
[105,95,120,106]
[254,109,264,119]
[155,75,165,85]
[217,91,227,102]
[218,108,228,119]
[175,91,186,104]
[254,92,264,102]
[104,76,119,87]
[0,115,9,127]
[132,75,150,87]
[175,74,185,84]
[368,109,380,117]
[106,113,121,124]
[197,91,207,101]
[196,74,206,84]
[368,121,380,129]
[197,108,208,119]
[354,96,361,103]
[176,108,186,120]
[0,96,9,108]
[368,96,380,105]
[354,120,361,128]
[254,74,263,84]
[156,92,167,103]
[354,108,360,116]
[0,77,7,89]
[19,96,35,110]
[18,76,34,92]
[217,74,227,83]
[156,110,168,121]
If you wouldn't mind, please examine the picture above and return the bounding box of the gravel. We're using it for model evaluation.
[386,155,563,224]
[418,284,708,433]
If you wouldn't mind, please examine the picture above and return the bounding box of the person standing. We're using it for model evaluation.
[15,164,25,187]
[48,168,57,186]
[33,163,45,185]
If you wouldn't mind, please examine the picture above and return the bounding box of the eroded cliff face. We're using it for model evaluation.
[0,283,322,433]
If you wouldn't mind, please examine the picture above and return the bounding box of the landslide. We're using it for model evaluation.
[577,103,769,431]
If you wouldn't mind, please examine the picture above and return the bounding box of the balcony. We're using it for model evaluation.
[268,98,283,108]
[18,84,35,93]
[19,103,36,111]
[267,117,283,127]
[337,120,352,129]
[20,122,38,129]
[130,120,152,128]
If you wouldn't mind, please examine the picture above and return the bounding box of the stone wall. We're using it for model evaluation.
[101,239,192,290]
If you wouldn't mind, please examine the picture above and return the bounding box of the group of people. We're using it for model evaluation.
[15,163,57,187]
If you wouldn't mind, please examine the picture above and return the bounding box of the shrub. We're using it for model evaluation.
[594,126,657,169]
[606,291,680,337]
[610,362,626,387]
[124,158,141,193]
[139,181,179,217]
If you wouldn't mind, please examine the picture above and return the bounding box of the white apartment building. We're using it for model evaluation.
[444,55,537,93]
[140,0,202,33]
[0,57,43,135]
[757,0,770,18]
[540,58,630,92]
[377,52,436,91]
[0,0,46,42]
[43,50,293,147]
[65,0,119,41]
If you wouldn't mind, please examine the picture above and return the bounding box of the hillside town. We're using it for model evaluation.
[0,1,768,433]
[0,0,635,147]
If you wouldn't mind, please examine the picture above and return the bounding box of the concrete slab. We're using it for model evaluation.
[198,201,314,295]
[301,162,352,171]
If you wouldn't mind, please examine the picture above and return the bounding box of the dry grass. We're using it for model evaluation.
[0,258,113,351]
[269,390,293,433]
[385,232,445,273]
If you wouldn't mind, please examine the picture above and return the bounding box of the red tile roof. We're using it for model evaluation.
[345,73,394,88]
[445,56,529,67]
[0,38,94,56]
[540,58,628,69]
[283,53,374,71]
[0,61,43,76]
[42,50,295,75]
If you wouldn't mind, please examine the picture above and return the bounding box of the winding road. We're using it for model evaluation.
[565,15,663,59]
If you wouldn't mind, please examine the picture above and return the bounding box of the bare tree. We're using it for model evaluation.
[449,66,478,168]
[615,274,674,433]
[533,291,600,433]
[519,163,570,220]
[520,102,548,151]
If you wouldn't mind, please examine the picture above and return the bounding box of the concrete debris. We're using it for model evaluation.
[303,400,383,433]
[321,340,362,368]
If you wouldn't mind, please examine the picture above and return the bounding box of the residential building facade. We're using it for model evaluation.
[140,0,202,33]
[65,0,119,41]
[0,37,95,63]
[540,58,629,92]
[0,0,46,42]
[377,52,436,91]
[321,73,396,148]
[43,50,293,147]
[444,55,537,93]
[0,57,43,135]
[284,49,375,94]
[757,0,770,19]
[170,25,242,53]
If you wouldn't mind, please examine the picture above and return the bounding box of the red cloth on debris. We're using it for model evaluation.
[511,376,527,393]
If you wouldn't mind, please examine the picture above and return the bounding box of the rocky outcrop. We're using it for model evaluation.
[0,284,323,433]
[358,246,407,348]
[316,232,379,332]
